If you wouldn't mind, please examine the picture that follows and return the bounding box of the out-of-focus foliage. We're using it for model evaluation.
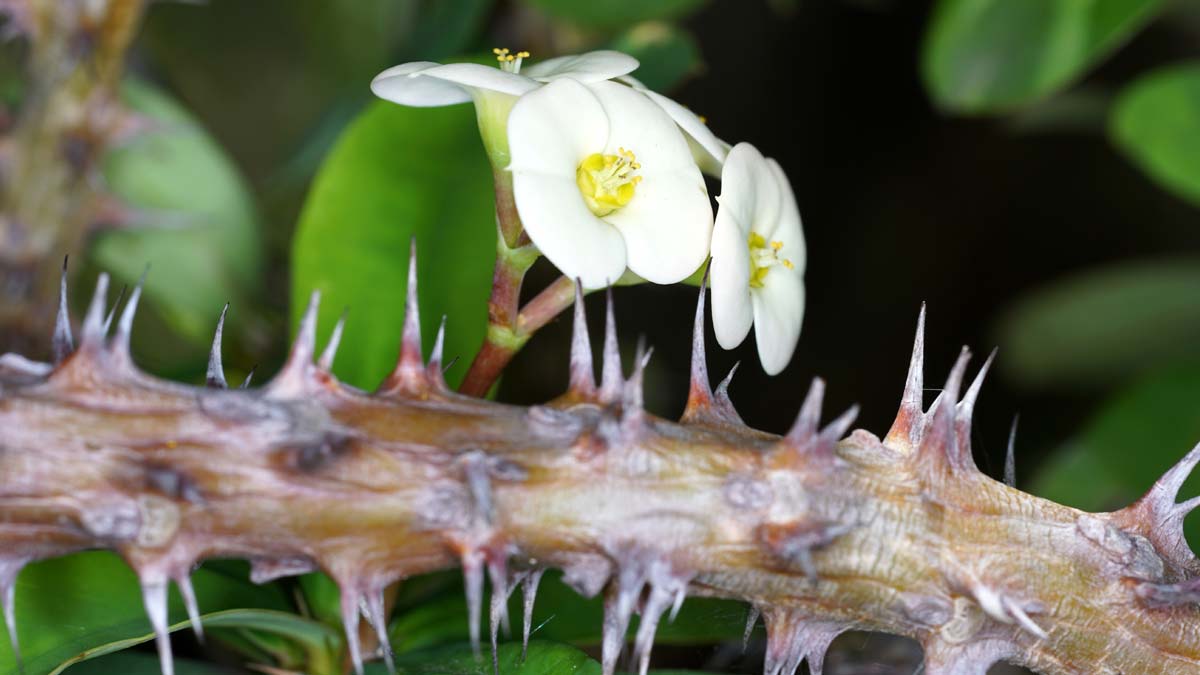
[0,554,292,675]
[611,22,703,92]
[291,102,496,390]
[524,0,708,29]
[92,79,261,362]
[66,652,230,675]
[1033,362,1200,547]
[1111,62,1200,208]
[922,0,1166,113]
[996,260,1200,389]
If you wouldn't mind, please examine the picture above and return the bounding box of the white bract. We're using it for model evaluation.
[506,78,713,289]
[710,142,806,375]
[619,75,730,176]
[371,50,639,165]
[370,49,639,107]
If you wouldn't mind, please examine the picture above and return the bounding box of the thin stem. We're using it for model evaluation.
[459,275,577,397]
[517,275,576,335]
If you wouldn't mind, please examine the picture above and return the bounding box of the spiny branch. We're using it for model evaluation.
[2,248,1200,675]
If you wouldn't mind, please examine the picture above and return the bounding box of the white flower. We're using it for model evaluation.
[371,49,640,167]
[506,78,713,289]
[710,142,806,375]
[370,49,639,108]
[619,75,730,176]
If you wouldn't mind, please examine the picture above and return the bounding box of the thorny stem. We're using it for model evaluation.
[0,0,149,355]
[5,269,1200,675]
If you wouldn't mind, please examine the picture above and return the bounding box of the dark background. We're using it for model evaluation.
[505,0,1199,490]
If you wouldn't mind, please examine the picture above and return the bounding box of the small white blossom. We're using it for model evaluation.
[507,78,713,289]
[619,75,730,176]
[370,49,638,108]
[710,142,806,375]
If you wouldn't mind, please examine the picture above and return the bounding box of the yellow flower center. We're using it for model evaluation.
[493,47,530,74]
[748,232,794,288]
[576,148,642,217]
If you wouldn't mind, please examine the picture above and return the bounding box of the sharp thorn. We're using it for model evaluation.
[2,568,20,672]
[464,551,484,659]
[399,238,423,372]
[521,569,544,661]
[364,589,395,675]
[742,605,759,653]
[141,577,174,675]
[886,304,926,446]
[786,377,825,445]
[1005,414,1019,487]
[176,573,203,643]
[113,268,148,354]
[568,279,596,396]
[340,585,364,675]
[317,308,348,372]
[102,284,127,336]
[206,304,229,389]
[427,315,448,388]
[633,585,672,675]
[52,255,74,364]
[623,339,652,417]
[1151,442,1200,507]
[951,349,996,470]
[80,273,110,345]
[714,361,739,400]
[684,268,713,413]
[818,404,859,447]
[240,365,256,389]
[488,559,509,675]
[599,285,622,402]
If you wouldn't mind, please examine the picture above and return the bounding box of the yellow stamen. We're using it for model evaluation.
[748,232,793,288]
[493,47,530,73]
[576,148,643,217]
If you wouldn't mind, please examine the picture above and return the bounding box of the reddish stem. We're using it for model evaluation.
[459,275,577,397]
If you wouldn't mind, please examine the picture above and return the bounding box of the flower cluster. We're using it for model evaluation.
[372,49,806,375]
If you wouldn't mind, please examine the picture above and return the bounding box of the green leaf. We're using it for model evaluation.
[1110,62,1200,207]
[921,0,1166,113]
[367,641,599,674]
[49,610,343,675]
[610,22,703,93]
[1032,361,1200,548]
[92,78,262,356]
[291,101,496,390]
[524,0,709,30]
[62,652,229,675]
[0,553,291,675]
[404,0,497,62]
[995,259,1200,389]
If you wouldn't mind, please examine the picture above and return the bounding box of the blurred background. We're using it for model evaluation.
[3,0,1200,673]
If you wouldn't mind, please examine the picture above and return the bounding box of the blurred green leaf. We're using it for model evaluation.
[921,0,1166,113]
[368,641,599,674]
[391,572,749,654]
[53,610,342,675]
[1110,62,1200,207]
[63,652,230,674]
[291,101,495,390]
[0,553,290,675]
[610,22,703,93]
[297,572,343,632]
[404,0,496,61]
[1032,361,1200,547]
[524,0,708,30]
[93,78,262,357]
[996,259,1200,389]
